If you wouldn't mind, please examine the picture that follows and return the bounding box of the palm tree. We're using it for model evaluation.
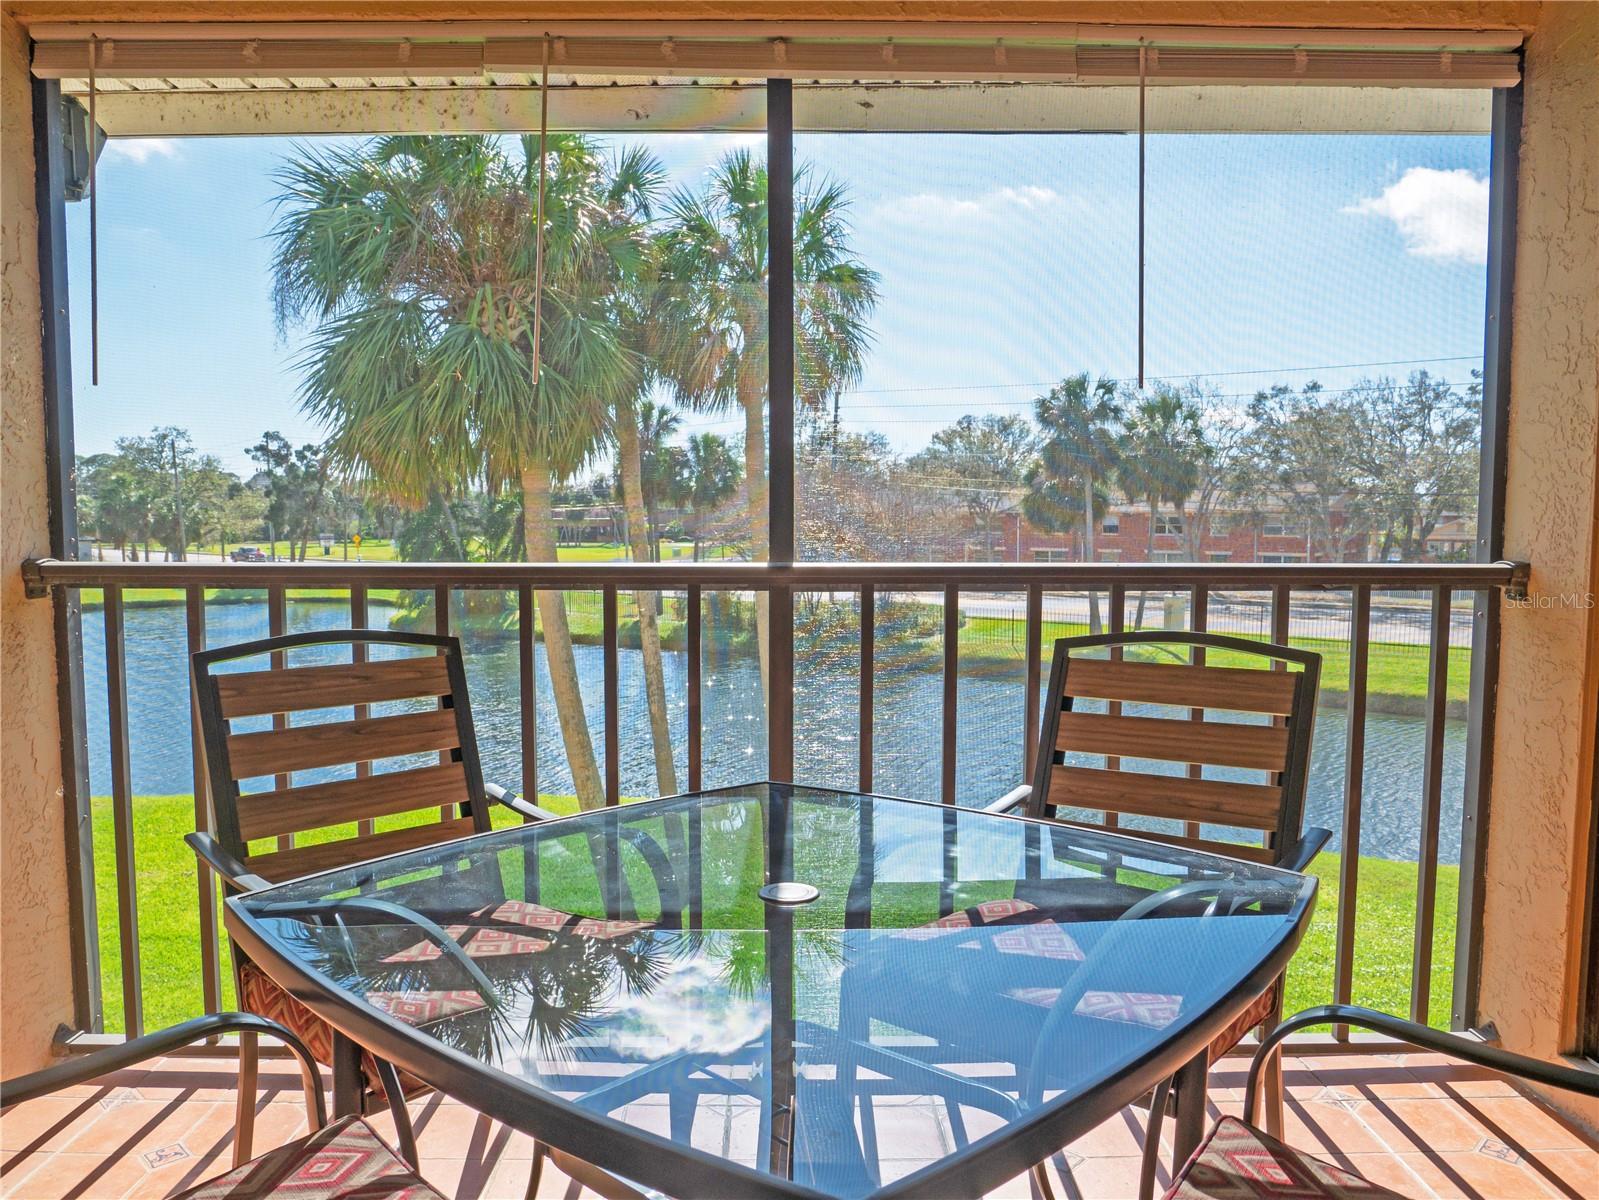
[1119,385,1205,627]
[271,134,646,810]
[1024,374,1122,632]
[656,150,879,699]
[684,432,742,559]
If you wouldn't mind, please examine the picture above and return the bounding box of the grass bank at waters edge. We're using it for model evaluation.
[93,792,1456,1035]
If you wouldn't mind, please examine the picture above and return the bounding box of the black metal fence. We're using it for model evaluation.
[23,556,1526,1046]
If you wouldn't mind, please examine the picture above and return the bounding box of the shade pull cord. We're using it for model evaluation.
[1137,37,1146,392]
[531,33,551,387]
[88,33,99,385]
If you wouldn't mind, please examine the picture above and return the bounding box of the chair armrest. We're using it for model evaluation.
[985,784,1033,815]
[186,831,271,892]
[1,1012,326,1131]
[1278,826,1331,873]
[1245,1004,1599,1124]
[485,782,560,822]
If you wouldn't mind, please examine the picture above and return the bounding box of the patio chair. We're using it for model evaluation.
[1161,1004,1599,1200]
[0,1012,445,1198]
[185,630,568,1168]
[986,630,1328,1192]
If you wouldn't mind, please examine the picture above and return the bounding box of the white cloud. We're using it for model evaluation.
[885,184,1079,227]
[1345,167,1488,264]
[104,137,180,164]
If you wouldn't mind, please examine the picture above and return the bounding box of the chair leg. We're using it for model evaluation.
[1029,1160,1058,1200]
[1260,988,1286,1139]
[1169,1052,1208,1173]
[1138,1076,1174,1200]
[232,1031,258,1169]
[524,1143,546,1200]
[369,1057,420,1170]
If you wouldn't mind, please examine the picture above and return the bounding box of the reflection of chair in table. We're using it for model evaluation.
[836,878,1299,1197]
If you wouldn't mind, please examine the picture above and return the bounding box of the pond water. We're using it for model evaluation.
[80,598,1466,865]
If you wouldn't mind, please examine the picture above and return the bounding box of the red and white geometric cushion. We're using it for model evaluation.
[1004,985,1184,1029]
[896,898,1089,969]
[381,899,650,964]
[174,1115,443,1199]
[1164,1116,1404,1199]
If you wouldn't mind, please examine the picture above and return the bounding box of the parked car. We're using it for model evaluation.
[230,546,267,562]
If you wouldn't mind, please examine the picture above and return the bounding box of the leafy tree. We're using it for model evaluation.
[683,432,741,558]
[1245,383,1370,562]
[248,432,332,562]
[908,413,1035,561]
[270,134,647,810]
[657,150,879,697]
[1351,370,1480,560]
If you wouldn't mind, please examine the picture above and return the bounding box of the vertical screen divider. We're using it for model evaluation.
[350,586,374,838]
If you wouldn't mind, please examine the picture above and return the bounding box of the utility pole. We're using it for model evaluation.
[168,435,187,561]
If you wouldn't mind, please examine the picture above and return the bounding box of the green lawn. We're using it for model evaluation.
[93,792,1456,1036]
[960,615,1468,704]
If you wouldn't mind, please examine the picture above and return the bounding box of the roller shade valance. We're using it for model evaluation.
[30,25,1522,88]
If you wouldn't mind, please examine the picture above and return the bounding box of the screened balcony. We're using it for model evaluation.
[3,6,1598,1200]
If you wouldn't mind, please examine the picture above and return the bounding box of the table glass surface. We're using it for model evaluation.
[232,783,1314,1198]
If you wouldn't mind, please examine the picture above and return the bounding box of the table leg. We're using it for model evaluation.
[331,1030,363,1118]
[1171,1052,1209,1171]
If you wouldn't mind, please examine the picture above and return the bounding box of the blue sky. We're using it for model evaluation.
[67,127,1489,476]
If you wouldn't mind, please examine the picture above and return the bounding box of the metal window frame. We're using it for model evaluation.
[32,75,101,1032]
[1452,77,1521,1032]
[29,67,1521,1040]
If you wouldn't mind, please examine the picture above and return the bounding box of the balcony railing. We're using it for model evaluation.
[23,556,1528,1049]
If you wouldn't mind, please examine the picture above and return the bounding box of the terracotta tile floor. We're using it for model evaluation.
[2,1052,1594,1199]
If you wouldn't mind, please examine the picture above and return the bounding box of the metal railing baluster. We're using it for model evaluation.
[1186,586,1209,842]
[350,585,374,838]
[1412,587,1453,1024]
[518,584,537,813]
[941,584,959,806]
[1024,585,1042,782]
[858,585,874,794]
[603,586,619,807]
[184,586,220,1015]
[267,585,290,852]
[687,586,702,794]
[103,585,143,1036]
[1334,585,1372,1039]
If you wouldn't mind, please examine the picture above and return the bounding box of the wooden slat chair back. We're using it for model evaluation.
[193,629,493,887]
[1028,630,1321,866]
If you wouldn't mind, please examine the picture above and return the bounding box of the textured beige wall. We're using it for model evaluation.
[1479,0,1599,1126]
[0,7,76,1074]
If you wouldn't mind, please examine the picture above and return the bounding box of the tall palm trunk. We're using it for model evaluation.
[738,367,770,706]
[521,463,605,811]
[617,412,679,797]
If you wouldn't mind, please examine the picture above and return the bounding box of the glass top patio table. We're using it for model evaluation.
[224,782,1316,1200]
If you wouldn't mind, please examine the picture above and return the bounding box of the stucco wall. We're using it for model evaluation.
[1479,0,1599,1125]
[0,7,76,1074]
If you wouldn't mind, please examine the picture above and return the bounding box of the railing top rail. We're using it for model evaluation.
[22,556,1529,596]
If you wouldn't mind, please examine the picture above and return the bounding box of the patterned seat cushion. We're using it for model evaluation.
[237,962,435,1103]
[1164,1116,1405,1199]
[174,1115,442,1199]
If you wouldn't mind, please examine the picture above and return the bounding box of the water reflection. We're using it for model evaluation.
[80,597,1464,862]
